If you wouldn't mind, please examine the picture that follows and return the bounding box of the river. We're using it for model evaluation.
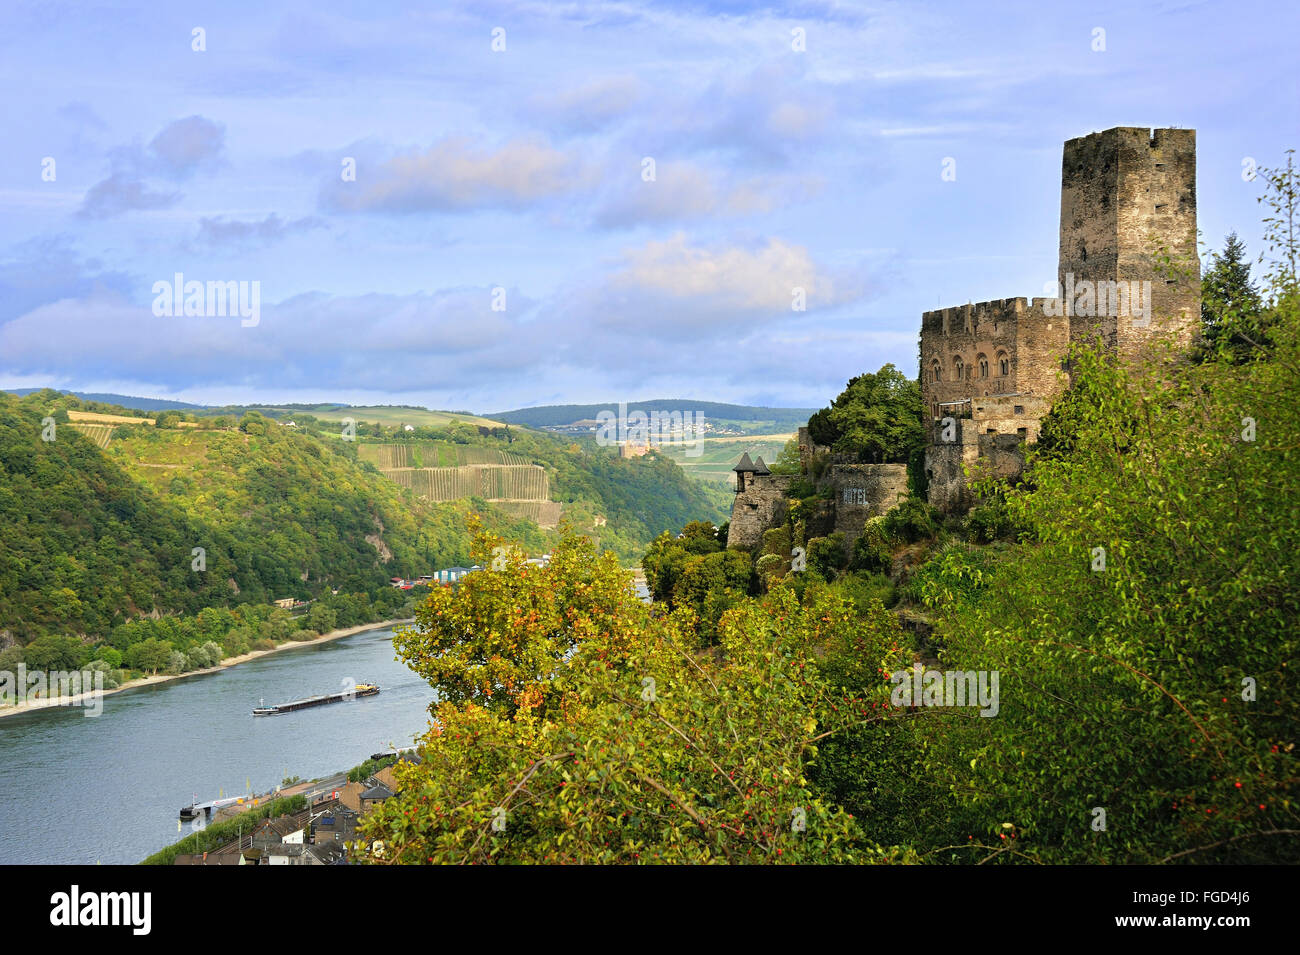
[0,624,435,865]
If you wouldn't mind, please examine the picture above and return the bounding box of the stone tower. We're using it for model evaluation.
[1058,127,1199,358]
[920,126,1200,512]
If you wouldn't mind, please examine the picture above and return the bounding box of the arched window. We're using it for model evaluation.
[931,359,942,382]
[997,351,1010,377]
[953,356,964,381]
[977,353,989,378]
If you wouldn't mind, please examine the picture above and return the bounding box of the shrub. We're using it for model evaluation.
[834,570,897,611]
[289,629,320,642]
[761,526,791,557]
[93,646,123,669]
[850,520,893,574]
[755,552,783,581]
[882,495,939,543]
[251,638,277,652]
[806,533,847,579]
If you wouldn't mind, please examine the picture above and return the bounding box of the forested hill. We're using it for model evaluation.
[0,390,726,647]
[488,400,816,432]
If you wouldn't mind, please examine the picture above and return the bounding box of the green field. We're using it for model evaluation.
[655,434,794,485]
[225,405,505,429]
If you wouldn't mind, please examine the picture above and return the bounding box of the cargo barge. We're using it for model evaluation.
[252,683,379,716]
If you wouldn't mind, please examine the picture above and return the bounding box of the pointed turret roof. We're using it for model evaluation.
[733,452,758,473]
[752,456,771,475]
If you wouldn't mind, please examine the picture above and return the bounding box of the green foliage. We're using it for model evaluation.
[804,364,924,464]
[965,493,1023,544]
[396,527,635,719]
[672,548,756,644]
[358,538,910,864]
[1199,231,1269,362]
[761,526,791,558]
[881,495,939,544]
[805,533,847,580]
[850,518,892,574]
[347,754,398,783]
[833,570,897,611]
[21,634,89,670]
[769,437,802,475]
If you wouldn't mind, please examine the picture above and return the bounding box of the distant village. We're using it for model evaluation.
[173,752,419,866]
[387,553,551,590]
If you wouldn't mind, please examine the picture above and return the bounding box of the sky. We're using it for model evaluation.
[0,0,1296,413]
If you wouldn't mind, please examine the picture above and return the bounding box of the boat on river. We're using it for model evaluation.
[252,683,379,716]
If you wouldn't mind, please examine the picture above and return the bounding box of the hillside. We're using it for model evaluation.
[488,400,816,435]
[0,390,728,646]
[0,391,548,645]
[344,420,731,560]
[218,403,503,429]
[3,389,205,412]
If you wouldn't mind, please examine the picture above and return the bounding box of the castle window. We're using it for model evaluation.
[931,359,942,382]
[1014,405,1024,415]
[977,355,989,378]
[953,357,964,381]
[997,352,1009,377]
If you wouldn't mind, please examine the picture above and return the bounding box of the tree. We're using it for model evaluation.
[805,365,924,463]
[394,528,638,719]
[22,634,87,671]
[357,535,906,865]
[124,638,173,675]
[1200,232,1268,362]
[306,603,338,635]
[769,438,802,475]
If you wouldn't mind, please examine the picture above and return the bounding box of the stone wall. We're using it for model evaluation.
[920,298,1069,422]
[826,463,908,542]
[725,462,906,552]
[726,474,796,549]
[1060,127,1200,360]
[924,418,981,512]
[921,126,1199,513]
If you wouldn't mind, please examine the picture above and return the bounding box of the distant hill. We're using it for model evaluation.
[0,390,730,642]
[489,400,816,432]
[229,404,503,429]
[4,388,205,412]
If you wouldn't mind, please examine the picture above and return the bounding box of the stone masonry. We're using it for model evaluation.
[726,431,906,550]
[921,127,1200,511]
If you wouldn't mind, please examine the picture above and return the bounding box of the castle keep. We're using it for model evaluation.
[726,126,1200,550]
[922,126,1199,510]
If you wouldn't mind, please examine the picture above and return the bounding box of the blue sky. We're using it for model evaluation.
[0,0,1295,412]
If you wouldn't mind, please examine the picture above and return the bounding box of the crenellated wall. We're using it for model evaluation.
[920,126,1200,512]
[920,298,1069,422]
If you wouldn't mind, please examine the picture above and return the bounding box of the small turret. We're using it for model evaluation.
[733,452,759,492]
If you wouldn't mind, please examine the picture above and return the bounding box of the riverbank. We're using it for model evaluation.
[0,618,415,720]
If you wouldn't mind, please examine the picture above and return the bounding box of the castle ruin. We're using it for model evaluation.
[922,126,1199,510]
[726,126,1200,550]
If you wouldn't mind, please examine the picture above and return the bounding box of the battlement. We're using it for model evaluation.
[1060,126,1199,356]
[918,126,1199,512]
[920,297,1070,338]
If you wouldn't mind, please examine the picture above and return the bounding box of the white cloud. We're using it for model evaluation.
[610,233,849,311]
[322,137,591,213]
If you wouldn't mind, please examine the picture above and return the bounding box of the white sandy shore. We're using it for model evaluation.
[0,618,414,719]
